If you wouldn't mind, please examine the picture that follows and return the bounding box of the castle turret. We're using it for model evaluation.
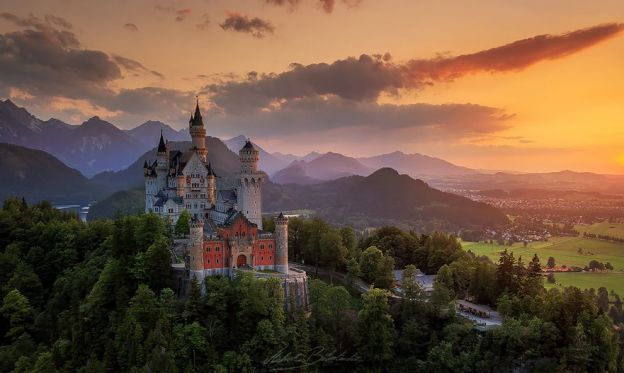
[144,161,157,212]
[274,212,288,274]
[189,218,205,283]
[207,162,216,205]
[156,131,168,192]
[237,140,263,229]
[189,99,207,162]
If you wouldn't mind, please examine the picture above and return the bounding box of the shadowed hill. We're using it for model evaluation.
[0,143,101,204]
[264,168,507,229]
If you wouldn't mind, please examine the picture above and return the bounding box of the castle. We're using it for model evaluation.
[144,101,308,308]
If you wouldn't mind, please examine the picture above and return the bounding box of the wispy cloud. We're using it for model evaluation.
[220,13,275,38]
[123,22,138,31]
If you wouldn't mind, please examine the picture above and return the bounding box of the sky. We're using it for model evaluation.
[1,0,623,173]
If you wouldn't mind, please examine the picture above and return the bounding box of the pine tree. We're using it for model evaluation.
[357,288,394,371]
[184,277,203,323]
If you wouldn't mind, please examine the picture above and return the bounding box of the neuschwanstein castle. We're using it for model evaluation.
[143,101,308,308]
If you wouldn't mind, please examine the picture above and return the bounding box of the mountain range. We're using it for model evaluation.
[1,99,481,181]
[0,99,188,176]
[0,135,507,229]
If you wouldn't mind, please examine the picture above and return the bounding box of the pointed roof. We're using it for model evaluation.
[278,212,284,218]
[190,99,204,127]
[157,130,167,152]
[242,140,255,150]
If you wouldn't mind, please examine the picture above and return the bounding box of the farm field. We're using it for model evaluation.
[575,221,624,239]
[544,272,624,296]
[463,236,624,295]
[463,236,624,270]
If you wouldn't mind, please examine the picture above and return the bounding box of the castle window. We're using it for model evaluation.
[154,207,159,212]
[261,244,264,250]
[269,244,273,249]
[270,256,272,260]
[216,259,219,263]
[168,208,173,213]
[216,247,220,252]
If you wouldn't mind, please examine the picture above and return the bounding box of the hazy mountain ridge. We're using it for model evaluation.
[357,151,477,176]
[126,120,190,146]
[267,167,508,229]
[426,170,624,195]
[0,143,100,204]
[223,135,290,175]
[0,100,150,176]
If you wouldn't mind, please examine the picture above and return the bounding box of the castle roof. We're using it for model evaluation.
[153,196,183,207]
[241,140,255,151]
[189,100,204,127]
[157,131,167,152]
[217,189,237,203]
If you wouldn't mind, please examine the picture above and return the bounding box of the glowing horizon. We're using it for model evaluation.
[1,0,623,174]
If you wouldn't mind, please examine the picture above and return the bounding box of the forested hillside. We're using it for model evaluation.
[0,199,622,371]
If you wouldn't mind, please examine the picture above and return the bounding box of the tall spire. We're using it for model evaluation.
[191,96,204,127]
[157,129,166,152]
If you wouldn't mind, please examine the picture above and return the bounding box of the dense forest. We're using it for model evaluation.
[0,198,623,372]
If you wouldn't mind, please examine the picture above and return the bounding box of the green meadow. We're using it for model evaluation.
[575,221,624,239]
[544,272,624,296]
[462,236,624,270]
[463,237,624,295]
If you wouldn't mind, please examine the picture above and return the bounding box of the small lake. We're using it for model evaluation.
[54,203,92,222]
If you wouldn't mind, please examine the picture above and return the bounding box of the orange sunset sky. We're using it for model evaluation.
[1,0,623,173]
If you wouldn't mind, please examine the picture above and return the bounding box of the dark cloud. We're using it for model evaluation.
[264,0,362,13]
[196,13,210,30]
[318,0,363,13]
[207,54,402,113]
[0,15,120,99]
[123,23,139,31]
[404,23,624,84]
[319,0,335,13]
[112,55,164,79]
[0,13,174,123]
[207,23,624,114]
[206,96,510,142]
[264,0,302,11]
[154,5,192,22]
[220,13,275,38]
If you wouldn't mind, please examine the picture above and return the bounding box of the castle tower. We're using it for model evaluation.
[207,162,216,205]
[238,140,263,229]
[156,131,168,192]
[189,218,205,284]
[144,160,156,212]
[189,100,207,162]
[176,174,185,198]
[274,212,289,274]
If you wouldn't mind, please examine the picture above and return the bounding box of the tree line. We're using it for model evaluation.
[0,198,623,371]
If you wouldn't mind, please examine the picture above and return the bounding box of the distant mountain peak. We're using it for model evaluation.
[368,167,400,178]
